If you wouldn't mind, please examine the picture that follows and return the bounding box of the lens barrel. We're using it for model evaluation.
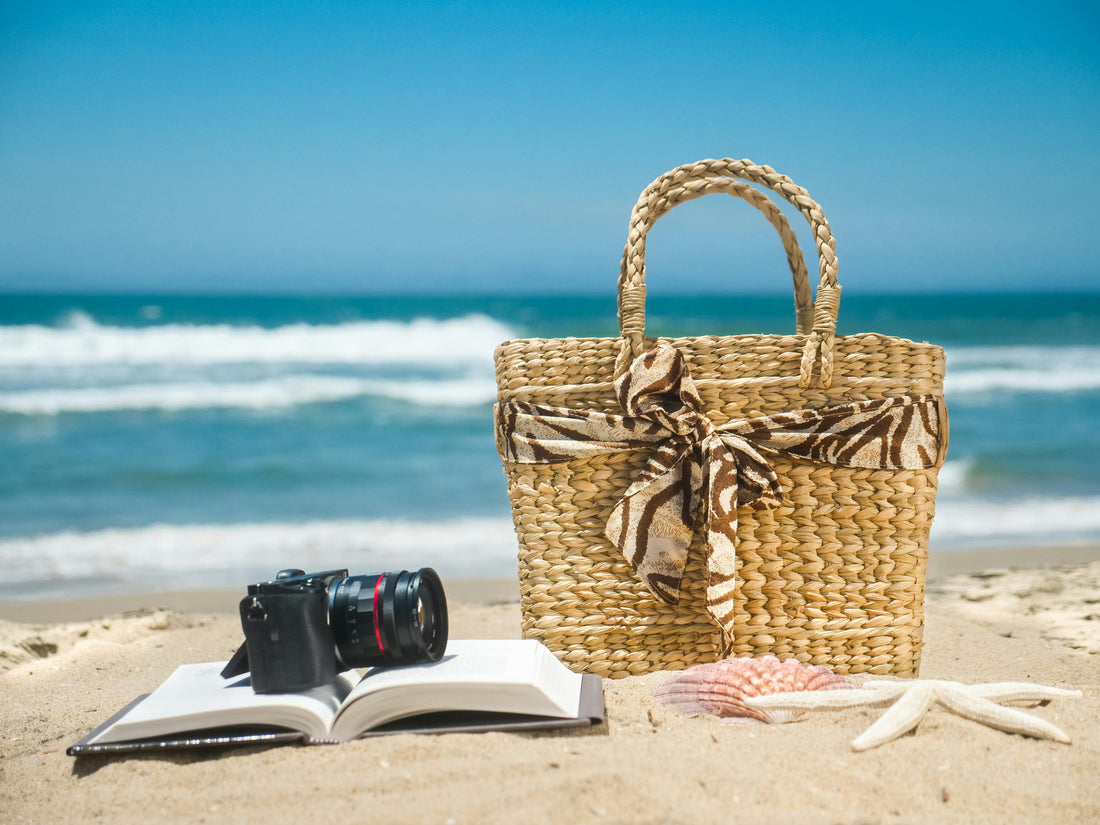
[329,567,448,668]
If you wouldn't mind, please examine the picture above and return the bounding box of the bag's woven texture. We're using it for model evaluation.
[493,159,947,679]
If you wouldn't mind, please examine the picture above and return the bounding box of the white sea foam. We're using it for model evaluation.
[0,313,516,367]
[944,345,1100,395]
[0,374,499,414]
[0,518,520,597]
[946,367,1100,394]
[945,345,1100,368]
[932,495,1100,547]
[934,459,972,494]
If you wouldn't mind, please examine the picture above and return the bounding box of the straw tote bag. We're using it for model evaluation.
[494,158,948,679]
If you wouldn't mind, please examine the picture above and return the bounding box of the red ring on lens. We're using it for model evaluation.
[372,574,386,655]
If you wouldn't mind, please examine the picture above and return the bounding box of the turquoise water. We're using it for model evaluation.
[1,292,1098,599]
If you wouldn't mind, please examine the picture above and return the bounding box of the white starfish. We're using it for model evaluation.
[743,679,1082,751]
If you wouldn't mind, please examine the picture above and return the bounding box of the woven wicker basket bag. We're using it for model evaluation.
[494,158,947,679]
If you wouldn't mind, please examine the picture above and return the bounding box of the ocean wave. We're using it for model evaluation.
[0,519,520,595]
[945,367,1100,395]
[945,345,1100,395]
[932,495,1100,547]
[934,459,971,493]
[0,313,516,367]
[945,345,1100,367]
[0,374,499,414]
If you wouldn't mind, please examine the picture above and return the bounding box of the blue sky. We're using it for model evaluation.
[1,1,1098,293]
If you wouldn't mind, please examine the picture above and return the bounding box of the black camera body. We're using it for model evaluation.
[224,567,448,694]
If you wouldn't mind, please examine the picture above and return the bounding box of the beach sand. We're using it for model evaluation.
[2,550,1098,825]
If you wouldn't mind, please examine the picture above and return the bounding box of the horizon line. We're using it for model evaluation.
[3,286,1100,299]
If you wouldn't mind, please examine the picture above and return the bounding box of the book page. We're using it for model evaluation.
[90,662,359,744]
[329,639,582,741]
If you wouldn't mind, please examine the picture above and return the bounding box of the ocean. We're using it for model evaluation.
[2,292,1098,602]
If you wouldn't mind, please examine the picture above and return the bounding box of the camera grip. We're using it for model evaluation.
[241,592,337,694]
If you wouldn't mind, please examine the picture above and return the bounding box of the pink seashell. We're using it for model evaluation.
[654,655,854,725]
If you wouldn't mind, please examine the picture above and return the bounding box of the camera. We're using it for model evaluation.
[222,567,448,693]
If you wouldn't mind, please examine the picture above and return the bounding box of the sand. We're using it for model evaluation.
[2,553,1098,825]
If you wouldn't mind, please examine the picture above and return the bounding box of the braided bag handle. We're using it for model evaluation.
[627,177,815,336]
[617,158,840,388]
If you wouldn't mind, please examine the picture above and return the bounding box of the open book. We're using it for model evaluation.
[69,640,603,756]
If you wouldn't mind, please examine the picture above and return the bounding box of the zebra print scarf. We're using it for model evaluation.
[496,344,944,641]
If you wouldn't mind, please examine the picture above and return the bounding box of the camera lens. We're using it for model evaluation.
[328,567,448,668]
